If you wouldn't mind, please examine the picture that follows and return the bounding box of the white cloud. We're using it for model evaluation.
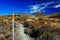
[29,2,52,13]
[29,5,40,13]
[30,10,37,13]
[30,2,54,10]
[39,1,59,9]
[27,1,59,13]
[31,5,39,10]
[54,4,60,8]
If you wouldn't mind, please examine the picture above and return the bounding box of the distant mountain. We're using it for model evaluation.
[1,12,30,17]
[13,12,29,15]
[31,10,60,18]
[31,11,46,16]
[48,12,60,18]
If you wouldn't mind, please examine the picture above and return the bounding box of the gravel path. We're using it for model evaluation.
[14,23,30,40]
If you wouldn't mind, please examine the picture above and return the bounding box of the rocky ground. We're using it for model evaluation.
[0,15,60,40]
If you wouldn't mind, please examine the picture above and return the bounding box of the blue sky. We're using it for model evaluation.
[0,0,60,15]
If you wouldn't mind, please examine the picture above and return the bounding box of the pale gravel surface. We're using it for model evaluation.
[15,23,30,40]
